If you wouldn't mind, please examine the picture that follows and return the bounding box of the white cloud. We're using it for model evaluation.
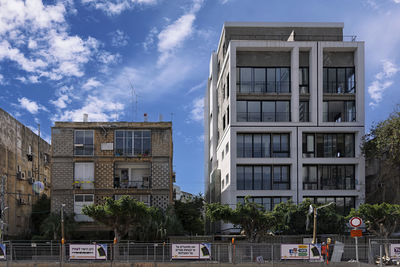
[0,73,4,84]
[0,0,109,83]
[186,80,206,95]
[110,29,129,47]
[50,94,71,109]
[82,77,102,91]
[143,27,158,51]
[157,0,204,66]
[18,97,48,114]
[368,60,400,106]
[53,95,124,122]
[81,0,157,15]
[189,97,204,122]
[393,0,400,3]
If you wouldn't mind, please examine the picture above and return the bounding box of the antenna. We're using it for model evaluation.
[129,81,138,122]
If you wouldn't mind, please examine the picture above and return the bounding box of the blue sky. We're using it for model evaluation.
[1,0,400,195]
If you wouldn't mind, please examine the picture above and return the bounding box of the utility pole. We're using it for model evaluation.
[61,204,65,262]
[0,175,7,243]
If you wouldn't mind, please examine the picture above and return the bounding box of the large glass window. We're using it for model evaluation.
[237,165,290,190]
[237,133,289,158]
[323,101,356,122]
[236,101,290,122]
[74,162,94,189]
[323,67,355,94]
[299,101,310,122]
[302,133,355,158]
[303,165,355,190]
[237,67,291,93]
[299,67,309,94]
[237,196,290,211]
[304,196,355,215]
[74,194,94,222]
[115,130,151,156]
[74,130,94,156]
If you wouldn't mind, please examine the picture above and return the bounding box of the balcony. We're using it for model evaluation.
[303,177,355,190]
[114,177,151,189]
[323,112,356,122]
[323,81,356,94]
[237,81,291,94]
[237,112,291,122]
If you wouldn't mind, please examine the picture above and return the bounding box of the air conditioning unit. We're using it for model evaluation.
[17,171,25,180]
[74,183,81,189]
[18,198,26,205]
[28,178,35,184]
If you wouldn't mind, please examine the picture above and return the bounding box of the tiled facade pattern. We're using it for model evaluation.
[51,121,173,231]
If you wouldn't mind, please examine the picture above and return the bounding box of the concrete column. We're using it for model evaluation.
[309,44,318,125]
[291,46,299,122]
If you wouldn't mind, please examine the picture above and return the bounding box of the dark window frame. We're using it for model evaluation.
[323,100,356,122]
[304,196,356,215]
[237,100,291,122]
[237,133,290,158]
[237,67,291,93]
[303,165,355,190]
[74,130,94,156]
[299,67,309,94]
[114,130,151,157]
[237,196,290,211]
[237,165,290,190]
[323,67,356,94]
[302,133,355,158]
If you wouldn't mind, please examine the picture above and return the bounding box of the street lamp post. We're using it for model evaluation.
[311,202,334,244]
[61,204,65,262]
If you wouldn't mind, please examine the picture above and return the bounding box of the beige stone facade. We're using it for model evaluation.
[51,121,173,231]
[0,108,51,237]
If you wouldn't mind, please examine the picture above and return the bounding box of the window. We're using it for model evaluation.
[114,162,151,189]
[237,165,290,190]
[226,174,229,185]
[222,150,224,160]
[299,101,309,122]
[304,196,355,215]
[299,67,309,94]
[323,67,355,94]
[323,101,356,122]
[237,67,290,93]
[222,114,226,130]
[74,130,94,156]
[237,101,290,122]
[303,133,355,158]
[237,196,290,211]
[226,142,229,154]
[74,194,94,222]
[303,165,355,190]
[74,163,94,189]
[227,106,229,125]
[237,133,289,158]
[115,130,151,156]
[227,74,230,98]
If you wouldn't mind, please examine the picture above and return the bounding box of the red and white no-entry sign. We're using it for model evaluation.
[349,217,362,228]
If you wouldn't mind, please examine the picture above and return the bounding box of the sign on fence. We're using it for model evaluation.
[171,243,211,260]
[0,244,6,260]
[69,244,107,260]
[390,244,400,259]
[281,244,310,260]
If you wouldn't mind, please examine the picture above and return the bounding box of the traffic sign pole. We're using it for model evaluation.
[349,217,362,263]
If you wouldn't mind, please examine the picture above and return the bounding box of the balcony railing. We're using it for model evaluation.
[237,112,291,122]
[303,178,355,190]
[323,81,356,94]
[114,178,151,189]
[323,112,356,122]
[237,81,291,94]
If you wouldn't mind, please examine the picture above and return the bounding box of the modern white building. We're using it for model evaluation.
[204,22,365,234]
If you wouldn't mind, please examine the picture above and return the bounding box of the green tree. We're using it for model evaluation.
[273,199,345,235]
[82,196,153,243]
[348,203,400,257]
[174,195,204,235]
[363,109,400,165]
[30,194,51,236]
[32,212,76,241]
[206,197,274,242]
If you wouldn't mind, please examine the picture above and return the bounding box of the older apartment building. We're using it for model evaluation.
[0,108,51,238]
[204,22,365,234]
[51,120,173,230]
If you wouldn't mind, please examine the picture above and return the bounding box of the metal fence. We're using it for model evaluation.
[0,241,378,263]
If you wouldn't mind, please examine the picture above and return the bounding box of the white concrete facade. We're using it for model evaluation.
[204,22,365,234]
